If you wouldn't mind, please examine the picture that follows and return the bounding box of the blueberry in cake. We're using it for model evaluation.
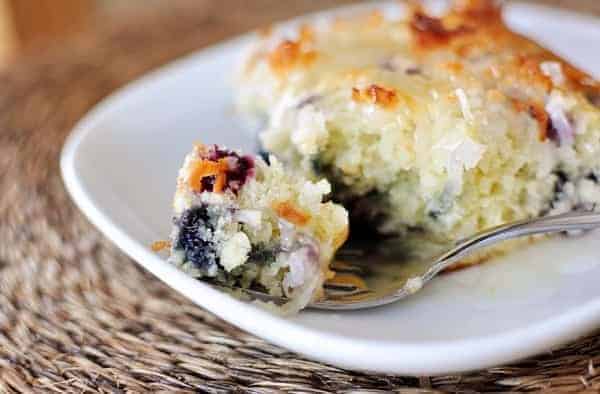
[235,0,600,259]
[157,144,348,311]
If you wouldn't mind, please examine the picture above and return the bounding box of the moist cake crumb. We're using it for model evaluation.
[166,143,349,312]
[235,0,600,262]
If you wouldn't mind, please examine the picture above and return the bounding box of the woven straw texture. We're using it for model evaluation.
[1,1,600,392]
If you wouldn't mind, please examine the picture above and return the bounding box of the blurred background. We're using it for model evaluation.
[0,0,93,64]
[0,0,598,70]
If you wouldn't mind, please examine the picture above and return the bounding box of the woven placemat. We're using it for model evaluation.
[1,1,600,392]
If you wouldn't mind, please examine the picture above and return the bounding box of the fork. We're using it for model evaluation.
[219,211,600,310]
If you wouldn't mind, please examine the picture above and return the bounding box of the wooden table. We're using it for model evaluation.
[0,1,599,392]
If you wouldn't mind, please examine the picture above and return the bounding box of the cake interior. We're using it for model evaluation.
[164,144,348,308]
[235,1,600,253]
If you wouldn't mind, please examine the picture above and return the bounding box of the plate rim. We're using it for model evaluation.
[60,1,600,375]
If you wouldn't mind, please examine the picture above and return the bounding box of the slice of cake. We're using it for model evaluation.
[236,0,600,256]
[160,143,348,311]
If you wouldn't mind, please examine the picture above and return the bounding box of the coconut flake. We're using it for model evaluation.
[546,92,574,146]
[290,104,328,155]
[433,135,486,195]
[455,88,473,121]
[234,209,262,229]
[219,232,251,272]
[435,136,486,172]
[540,61,565,86]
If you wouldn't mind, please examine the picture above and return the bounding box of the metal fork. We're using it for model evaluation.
[219,211,600,310]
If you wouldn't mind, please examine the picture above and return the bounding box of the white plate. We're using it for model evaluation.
[61,2,600,375]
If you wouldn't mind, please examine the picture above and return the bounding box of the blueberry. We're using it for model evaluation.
[248,245,276,265]
[428,210,442,220]
[257,150,270,164]
[227,154,254,192]
[586,172,599,183]
[553,170,569,195]
[175,206,219,271]
[311,156,329,177]
[197,145,255,194]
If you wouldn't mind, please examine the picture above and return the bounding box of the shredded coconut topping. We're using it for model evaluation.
[540,61,565,86]
[546,91,574,146]
[455,88,473,121]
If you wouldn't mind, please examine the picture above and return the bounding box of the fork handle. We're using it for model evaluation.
[428,211,600,278]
